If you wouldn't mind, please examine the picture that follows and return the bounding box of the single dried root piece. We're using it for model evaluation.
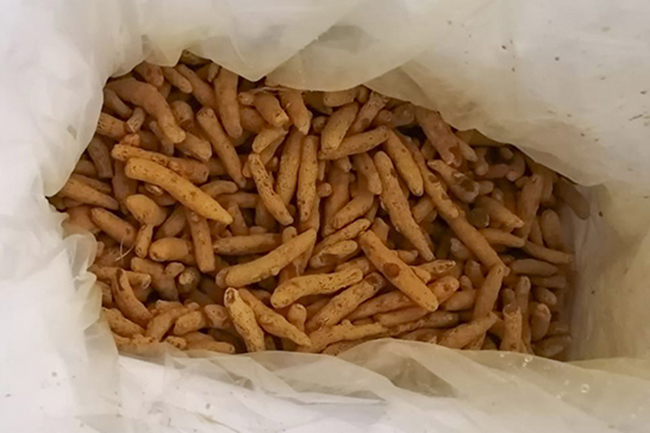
[321,102,359,152]
[275,128,304,206]
[103,308,145,337]
[306,273,385,332]
[279,89,310,134]
[350,91,388,134]
[172,310,208,335]
[359,230,438,311]
[387,311,460,337]
[248,153,293,225]
[323,88,357,107]
[145,304,197,340]
[111,145,209,184]
[97,112,127,140]
[214,68,242,139]
[515,174,544,239]
[253,92,289,128]
[442,290,476,311]
[510,259,558,276]
[271,267,364,309]
[384,130,423,196]
[111,269,152,327]
[87,136,114,179]
[473,264,507,319]
[374,151,433,260]
[530,302,552,342]
[479,228,526,248]
[299,320,387,353]
[351,153,382,195]
[375,306,430,328]
[203,304,231,329]
[297,135,319,223]
[134,61,164,87]
[217,229,317,288]
[185,208,216,273]
[60,177,119,210]
[475,196,524,228]
[148,237,194,264]
[319,126,389,160]
[428,160,479,203]
[196,107,245,187]
[174,64,218,109]
[213,233,281,255]
[322,167,351,236]
[224,288,265,352]
[331,188,374,231]
[187,339,236,353]
[239,289,311,346]
[439,312,498,349]
[124,158,232,224]
[522,241,574,265]
[103,88,133,119]
[415,107,460,166]
[309,240,359,269]
[500,304,523,352]
[106,78,185,143]
[313,218,371,257]
[90,208,137,248]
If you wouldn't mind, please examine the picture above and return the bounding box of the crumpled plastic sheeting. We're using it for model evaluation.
[1,0,650,432]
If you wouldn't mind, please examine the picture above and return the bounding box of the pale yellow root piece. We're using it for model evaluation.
[226,204,248,236]
[203,304,231,329]
[375,306,430,328]
[112,269,153,327]
[217,229,317,288]
[161,67,192,93]
[200,181,238,199]
[106,78,185,143]
[522,241,574,265]
[219,192,259,209]
[213,68,242,139]
[124,107,145,134]
[174,64,218,109]
[279,89,311,134]
[248,153,293,225]
[351,153,382,195]
[125,194,167,258]
[539,209,564,250]
[213,233,281,255]
[475,196,524,228]
[417,260,457,280]
[428,160,479,203]
[321,339,370,356]
[349,91,389,134]
[479,228,526,248]
[297,135,319,222]
[239,106,266,134]
[155,206,186,239]
[224,288,265,352]
[134,61,164,87]
[442,290,476,311]
[148,237,194,263]
[60,177,119,210]
[530,275,568,290]
[97,112,127,140]
[313,218,371,256]
[184,208,216,273]
[176,266,200,294]
[239,289,311,346]
[90,208,137,247]
[415,107,460,166]
[323,89,357,107]
[124,158,232,224]
[275,128,304,205]
[533,334,572,358]
[374,151,434,260]
[411,196,436,224]
[332,187,375,230]
[515,174,544,239]
[306,273,385,332]
[555,177,590,219]
[387,311,459,336]
[253,93,289,128]
[111,144,209,184]
[319,126,389,160]
[271,267,364,309]
[439,312,498,349]
[187,339,236,353]
[473,264,507,319]
[87,136,113,179]
[510,259,558,276]
[249,127,285,155]
[309,240,359,269]
[172,310,208,335]
[103,88,133,119]
[196,107,245,187]
[103,308,145,337]
[533,287,558,308]
[384,130,423,196]
[146,304,197,340]
[300,320,386,353]
[321,102,359,152]
[359,230,438,311]
[428,276,461,303]
[322,167,351,236]
[499,304,523,352]
[176,132,212,162]
[170,100,194,130]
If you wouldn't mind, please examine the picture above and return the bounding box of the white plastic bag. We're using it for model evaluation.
[1,0,650,432]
